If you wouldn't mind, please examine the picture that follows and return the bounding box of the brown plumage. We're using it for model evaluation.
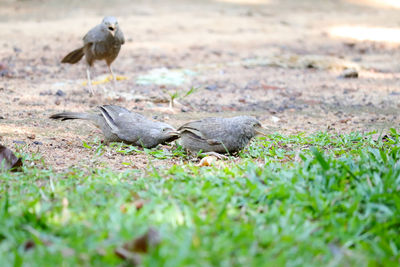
[50,105,179,148]
[61,16,125,94]
[178,116,266,154]
[61,48,84,64]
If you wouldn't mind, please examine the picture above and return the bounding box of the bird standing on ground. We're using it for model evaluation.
[61,16,125,95]
[50,105,179,148]
[177,116,266,154]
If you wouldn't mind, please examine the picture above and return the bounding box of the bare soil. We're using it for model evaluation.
[1,0,399,170]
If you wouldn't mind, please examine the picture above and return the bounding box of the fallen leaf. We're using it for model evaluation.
[339,118,351,124]
[0,62,13,78]
[82,75,128,86]
[115,227,161,266]
[339,68,358,78]
[197,156,218,167]
[261,84,282,90]
[23,240,36,251]
[271,116,280,123]
[133,199,145,210]
[0,144,22,172]
[124,227,161,253]
[120,204,127,213]
[370,134,393,143]
[121,199,146,213]
[114,248,142,266]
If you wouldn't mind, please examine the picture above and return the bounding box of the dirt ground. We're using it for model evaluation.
[1,0,400,170]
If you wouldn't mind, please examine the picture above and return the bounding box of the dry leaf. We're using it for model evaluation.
[197,156,218,167]
[0,144,22,172]
[114,247,142,266]
[339,68,359,78]
[120,200,146,213]
[271,116,280,123]
[120,204,128,213]
[115,227,161,266]
[381,135,392,142]
[261,84,282,90]
[339,118,351,124]
[124,227,161,253]
[0,62,13,78]
[370,134,392,143]
[133,199,145,210]
[23,240,36,251]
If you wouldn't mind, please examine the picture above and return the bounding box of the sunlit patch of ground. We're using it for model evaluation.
[215,0,271,5]
[329,25,400,43]
[347,0,400,9]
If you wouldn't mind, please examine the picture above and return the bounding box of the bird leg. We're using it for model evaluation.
[86,67,95,95]
[108,65,116,85]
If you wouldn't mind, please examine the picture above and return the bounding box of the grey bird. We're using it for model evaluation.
[61,16,125,94]
[50,105,179,148]
[177,116,266,154]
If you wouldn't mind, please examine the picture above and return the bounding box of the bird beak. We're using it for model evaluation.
[108,24,116,36]
[167,130,180,137]
[165,130,180,142]
[255,126,268,137]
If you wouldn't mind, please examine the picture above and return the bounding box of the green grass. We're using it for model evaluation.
[1,130,400,266]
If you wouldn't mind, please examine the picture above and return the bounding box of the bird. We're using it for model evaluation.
[61,16,125,95]
[177,116,266,154]
[50,105,180,148]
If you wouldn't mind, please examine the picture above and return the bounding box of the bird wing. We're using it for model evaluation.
[98,105,148,143]
[115,28,125,44]
[178,118,226,145]
[100,105,131,117]
[98,106,119,133]
[83,25,107,44]
[100,105,146,126]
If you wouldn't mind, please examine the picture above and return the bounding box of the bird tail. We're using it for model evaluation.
[61,47,84,64]
[50,112,93,121]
